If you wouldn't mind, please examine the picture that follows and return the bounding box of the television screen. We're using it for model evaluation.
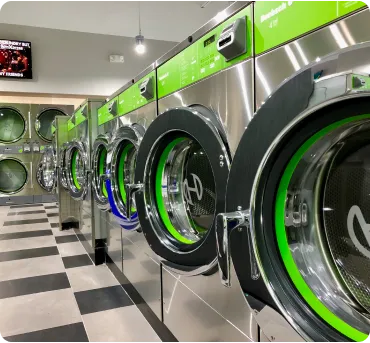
[0,40,32,79]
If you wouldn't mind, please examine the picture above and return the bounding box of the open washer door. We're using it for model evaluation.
[217,45,370,341]
[36,147,56,192]
[105,124,145,230]
[128,105,230,275]
[66,141,88,200]
[92,134,110,211]
[59,144,69,190]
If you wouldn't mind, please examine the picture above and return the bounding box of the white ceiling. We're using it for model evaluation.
[0,1,231,42]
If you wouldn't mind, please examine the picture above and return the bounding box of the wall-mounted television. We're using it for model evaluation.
[0,39,32,79]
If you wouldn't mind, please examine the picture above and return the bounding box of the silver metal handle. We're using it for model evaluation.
[125,182,143,219]
[216,209,258,287]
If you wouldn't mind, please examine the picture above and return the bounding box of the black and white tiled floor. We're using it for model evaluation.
[0,203,161,342]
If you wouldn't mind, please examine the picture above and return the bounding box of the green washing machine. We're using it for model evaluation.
[217,2,370,341]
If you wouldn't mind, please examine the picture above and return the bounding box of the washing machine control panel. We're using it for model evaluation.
[217,17,247,61]
[139,76,154,100]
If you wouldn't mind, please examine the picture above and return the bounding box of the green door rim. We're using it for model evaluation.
[155,137,196,245]
[117,143,136,213]
[71,149,81,190]
[98,148,108,198]
[275,114,370,342]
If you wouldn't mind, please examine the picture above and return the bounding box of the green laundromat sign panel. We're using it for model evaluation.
[51,124,56,135]
[98,97,118,126]
[118,70,157,116]
[254,1,367,55]
[157,5,252,98]
[74,105,87,126]
[67,118,75,131]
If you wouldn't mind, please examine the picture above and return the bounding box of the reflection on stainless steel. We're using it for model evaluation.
[330,24,348,49]
[293,41,309,66]
[284,45,300,71]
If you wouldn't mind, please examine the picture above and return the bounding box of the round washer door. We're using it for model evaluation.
[134,106,230,274]
[66,141,88,200]
[225,67,370,341]
[35,108,66,143]
[106,125,145,229]
[0,107,26,143]
[92,134,110,211]
[0,158,28,194]
[36,148,56,192]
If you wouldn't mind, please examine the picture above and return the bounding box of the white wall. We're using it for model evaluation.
[0,23,176,96]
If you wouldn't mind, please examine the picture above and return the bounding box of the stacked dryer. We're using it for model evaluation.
[217,2,370,342]
[0,102,73,205]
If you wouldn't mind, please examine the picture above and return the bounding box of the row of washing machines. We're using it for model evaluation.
[0,103,74,205]
[42,2,370,341]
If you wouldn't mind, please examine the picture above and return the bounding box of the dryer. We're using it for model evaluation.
[127,2,257,341]
[217,3,370,342]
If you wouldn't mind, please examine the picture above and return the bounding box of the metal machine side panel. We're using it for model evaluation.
[122,236,161,319]
[255,9,370,109]
[106,218,123,272]
[81,208,93,249]
[175,265,258,340]
[117,102,157,130]
[158,59,254,157]
[162,268,254,342]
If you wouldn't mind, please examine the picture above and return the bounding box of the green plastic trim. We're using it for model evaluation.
[71,149,81,190]
[275,114,370,342]
[155,137,195,245]
[117,143,136,213]
[98,148,108,198]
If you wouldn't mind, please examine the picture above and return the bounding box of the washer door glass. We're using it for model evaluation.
[0,159,27,194]
[70,148,86,191]
[0,108,26,143]
[40,151,56,190]
[36,109,65,142]
[275,116,370,340]
[93,143,108,199]
[115,142,137,214]
[154,136,216,246]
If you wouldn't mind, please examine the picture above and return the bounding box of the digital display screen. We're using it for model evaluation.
[0,39,32,79]
[204,35,215,48]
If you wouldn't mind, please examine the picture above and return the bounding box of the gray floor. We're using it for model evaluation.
[0,203,161,342]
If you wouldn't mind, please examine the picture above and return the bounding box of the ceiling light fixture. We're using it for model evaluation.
[135,2,145,54]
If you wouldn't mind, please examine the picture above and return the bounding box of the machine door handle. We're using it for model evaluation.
[216,209,259,287]
[125,182,143,220]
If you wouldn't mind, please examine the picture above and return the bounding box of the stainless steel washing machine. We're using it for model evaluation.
[55,115,79,230]
[101,65,160,318]
[65,99,106,263]
[127,2,257,341]
[217,3,370,342]
[32,104,73,203]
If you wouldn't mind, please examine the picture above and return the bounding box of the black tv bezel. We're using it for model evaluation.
[0,39,33,80]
